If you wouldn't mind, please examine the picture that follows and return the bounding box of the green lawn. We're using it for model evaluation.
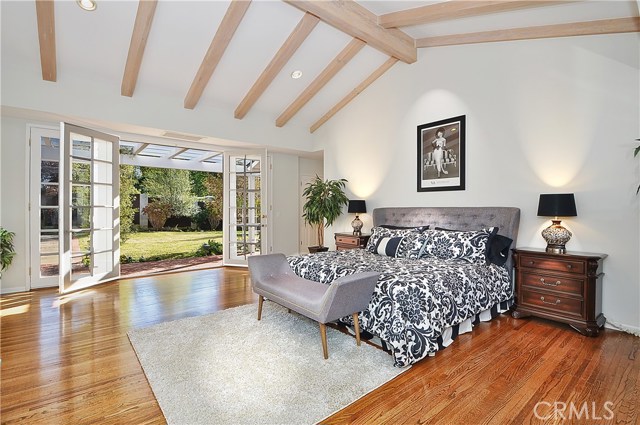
[121,231,222,261]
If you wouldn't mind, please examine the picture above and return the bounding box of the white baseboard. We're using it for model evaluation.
[604,320,640,337]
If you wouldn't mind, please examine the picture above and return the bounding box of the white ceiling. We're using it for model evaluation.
[1,0,638,150]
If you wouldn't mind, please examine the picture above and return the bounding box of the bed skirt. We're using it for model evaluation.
[350,299,514,358]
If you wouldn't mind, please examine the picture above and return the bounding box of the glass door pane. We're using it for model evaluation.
[60,123,120,293]
[223,151,267,266]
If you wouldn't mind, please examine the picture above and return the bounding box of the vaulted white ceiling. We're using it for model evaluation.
[1,1,638,151]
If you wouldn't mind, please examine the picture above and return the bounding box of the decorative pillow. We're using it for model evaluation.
[401,232,430,259]
[366,226,423,253]
[422,227,497,264]
[487,234,513,266]
[379,224,430,232]
[375,236,404,257]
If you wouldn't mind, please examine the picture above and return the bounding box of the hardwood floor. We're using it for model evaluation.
[1,268,638,424]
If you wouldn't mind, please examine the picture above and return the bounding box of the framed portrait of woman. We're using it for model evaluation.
[416,115,466,192]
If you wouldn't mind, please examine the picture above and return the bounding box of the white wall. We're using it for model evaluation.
[313,34,640,331]
[0,116,31,293]
[269,152,300,256]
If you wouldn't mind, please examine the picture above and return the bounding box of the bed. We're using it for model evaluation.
[288,206,520,367]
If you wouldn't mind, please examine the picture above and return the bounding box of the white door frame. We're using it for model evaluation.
[28,125,62,289]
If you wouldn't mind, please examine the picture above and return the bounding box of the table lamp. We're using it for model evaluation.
[537,193,577,254]
[348,200,366,235]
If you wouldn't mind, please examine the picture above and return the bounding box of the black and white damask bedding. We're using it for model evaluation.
[288,247,513,367]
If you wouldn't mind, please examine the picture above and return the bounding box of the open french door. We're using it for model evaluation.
[223,151,267,266]
[58,123,120,293]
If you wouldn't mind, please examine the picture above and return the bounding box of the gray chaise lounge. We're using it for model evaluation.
[248,253,379,359]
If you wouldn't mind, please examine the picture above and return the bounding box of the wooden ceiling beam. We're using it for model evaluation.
[235,12,319,120]
[379,1,571,28]
[415,17,640,48]
[184,0,252,110]
[310,57,398,133]
[35,0,56,82]
[121,0,158,97]
[276,38,365,128]
[283,0,416,63]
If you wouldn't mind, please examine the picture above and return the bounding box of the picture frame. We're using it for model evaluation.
[417,115,466,192]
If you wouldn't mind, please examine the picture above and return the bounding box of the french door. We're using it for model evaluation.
[223,151,267,266]
[29,127,62,288]
[58,123,120,293]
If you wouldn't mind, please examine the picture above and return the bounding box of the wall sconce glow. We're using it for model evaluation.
[77,0,97,11]
[291,70,303,79]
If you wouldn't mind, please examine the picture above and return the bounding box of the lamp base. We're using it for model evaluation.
[541,219,571,255]
[545,244,567,254]
[351,215,363,235]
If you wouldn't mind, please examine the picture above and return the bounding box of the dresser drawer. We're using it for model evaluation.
[335,236,359,246]
[518,254,585,275]
[521,289,583,317]
[520,272,584,296]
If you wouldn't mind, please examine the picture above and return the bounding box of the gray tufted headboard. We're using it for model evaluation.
[372,207,521,272]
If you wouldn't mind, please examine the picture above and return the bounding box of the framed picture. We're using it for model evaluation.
[417,115,466,192]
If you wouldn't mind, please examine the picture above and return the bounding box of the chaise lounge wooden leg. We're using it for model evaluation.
[353,313,361,346]
[319,323,329,359]
[257,295,264,321]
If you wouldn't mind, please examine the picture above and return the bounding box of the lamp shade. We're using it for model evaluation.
[537,194,577,217]
[348,200,366,214]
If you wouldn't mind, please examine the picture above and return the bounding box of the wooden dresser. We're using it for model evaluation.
[334,233,371,251]
[512,247,607,336]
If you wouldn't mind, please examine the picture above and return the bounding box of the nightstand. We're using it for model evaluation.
[512,247,607,336]
[334,233,370,251]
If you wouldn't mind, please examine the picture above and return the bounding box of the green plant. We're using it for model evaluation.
[120,164,139,243]
[302,176,349,248]
[196,239,223,257]
[0,227,16,273]
[140,168,197,217]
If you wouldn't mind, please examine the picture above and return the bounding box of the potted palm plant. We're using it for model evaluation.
[302,176,349,253]
[0,227,16,276]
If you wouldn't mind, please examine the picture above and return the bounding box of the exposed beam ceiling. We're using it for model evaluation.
[35,0,56,82]
[310,57,398,133]
[121,0,157,97]
[416,17,640,48]
[235,12,319,120]
[184,0,252,109]
[276,38,365,127]
[283,0,417,63]
[379,1,570,28]
[21,1,639,134]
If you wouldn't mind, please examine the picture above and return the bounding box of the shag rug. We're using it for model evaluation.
[128,302,409,425]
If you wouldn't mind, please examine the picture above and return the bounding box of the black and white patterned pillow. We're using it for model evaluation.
[400,232,430,259]
[366,226,423,253]
[421,227,497,264]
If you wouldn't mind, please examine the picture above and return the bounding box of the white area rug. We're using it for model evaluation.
[128,302,409,425]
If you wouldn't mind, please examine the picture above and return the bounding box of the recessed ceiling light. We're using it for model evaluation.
[291,70,303,79]
[77,0,97,11]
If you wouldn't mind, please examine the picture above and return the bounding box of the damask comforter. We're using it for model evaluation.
[288,249,513,367]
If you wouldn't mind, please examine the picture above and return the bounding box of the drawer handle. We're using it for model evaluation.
[566,264,573,269]
[528,260,535,266]
[540,296,561,305]
[539,278,561,287]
